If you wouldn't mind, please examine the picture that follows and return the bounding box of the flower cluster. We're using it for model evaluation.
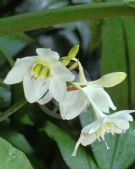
[4,45,135,156]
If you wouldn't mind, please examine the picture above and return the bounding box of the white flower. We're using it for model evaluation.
[4,48,75,103]
[59,72,126,120]
[72,109,135,156]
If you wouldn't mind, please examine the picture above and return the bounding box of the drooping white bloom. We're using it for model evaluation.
[59,72,126,120]
[72,108,135,156]
[4,48,75,103]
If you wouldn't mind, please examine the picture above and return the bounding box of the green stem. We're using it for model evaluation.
[0,48,14,67]
[0,99,26,121]
[0,2,134,36]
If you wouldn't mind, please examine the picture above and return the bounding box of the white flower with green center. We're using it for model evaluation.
[4,48,75,103]
[59,71,126,120]
[72,103,135,156]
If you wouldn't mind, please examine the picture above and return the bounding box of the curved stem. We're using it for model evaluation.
[0,2,134,36]
[39,104,62,119]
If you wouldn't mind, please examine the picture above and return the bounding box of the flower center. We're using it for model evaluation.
[97,122,114,149]
[31,63,50,79]
[99,123,113,135]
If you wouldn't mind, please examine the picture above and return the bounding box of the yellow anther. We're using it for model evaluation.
[39,66,50,78]
[32,64,43,77]
[31,63,50,79]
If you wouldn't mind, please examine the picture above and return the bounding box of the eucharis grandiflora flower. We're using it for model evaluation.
[4,48,75,104]
[72,100,135,156]
[59,58,127,120]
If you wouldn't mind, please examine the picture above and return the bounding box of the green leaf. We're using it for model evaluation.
[127,0,135,7]
[0,137,33,169]
[111,122,135,169]
[0,99,26,121]
[0,129,33,155]
[43,121,98,169]
[0,129,45,169]
[0,85,11,109]
[0,48,14,67]
[0,33,33,57]
[101,19,128,109]
[122,17,135,108]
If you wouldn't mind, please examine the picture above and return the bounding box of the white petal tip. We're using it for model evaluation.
[26,99,35,104]
[4,78,14,85]
[64,115,72,120]
[71,151,76,157]
[107,147,110,150]
[112,106,117,111]
[107,72,127,87]
[61,114,72,120]
[61,116,66,120]
[37,102,44,105]
[91,72,127,88]
[3,79,8,84]
[117,72,127,81]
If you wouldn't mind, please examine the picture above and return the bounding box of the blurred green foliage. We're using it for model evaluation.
[0,0,135,169]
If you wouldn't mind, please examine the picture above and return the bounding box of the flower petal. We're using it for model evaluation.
[49,75,67,102]
[23,72,49,103]
[88,72,127,88]
[109,110,135,120]
[82,119,103,134]
[102,89,116,111]
[72,131,97,156]
[36,48,59,60]
[82,86,116,113]
[59,90,88,120]
[72,58,87,83]
[38,91,52,105]
[4,57,35,84]
[52,62,75,81]
[109,110,135,123]
[81,133,97,146]
[112,119,130,131]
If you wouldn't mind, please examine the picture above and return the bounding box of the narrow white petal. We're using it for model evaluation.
[59,90,88,120]
[72,130,97,156]
[72,135,84,156]
[4,57,35,84]
[109,111,134,122]
[113,110,135,115]
[109,110,135,121]
[72,58,87,83]
[52,62,75,82]
[88,72,127,88]
[102,89,116,111]
[23,72,49,103]
[50,75,67,102]
[82,86,116,113]
[38,91,52,105]
[36,48,59,60]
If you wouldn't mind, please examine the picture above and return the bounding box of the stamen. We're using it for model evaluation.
[31,63,50,79]
[104,139,110,150]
